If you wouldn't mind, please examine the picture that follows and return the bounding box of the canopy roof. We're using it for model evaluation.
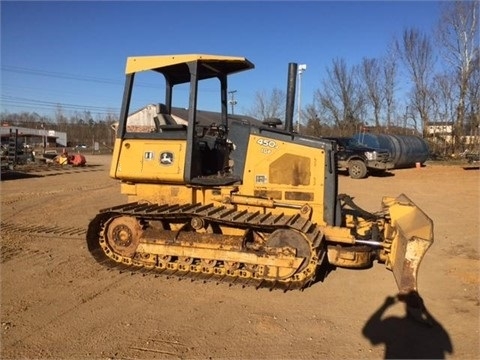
[125,54,254,84]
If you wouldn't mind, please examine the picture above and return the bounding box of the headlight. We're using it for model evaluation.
[365,151,377,161]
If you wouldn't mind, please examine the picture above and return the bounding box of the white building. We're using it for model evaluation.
[0,126,67,148]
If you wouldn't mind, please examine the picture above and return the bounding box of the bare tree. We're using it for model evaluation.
[104,112,119,147]
[55,104,69,133]
[396,28,435,137]
[467,51,480,144]
[437,0,479,148]
[316,58,365,135]
[429,72,457,155]
[303,103,322,137]
[383,46,398,130]
[361,58,383,127]
[247,88,285,121]
[431,73,456,122]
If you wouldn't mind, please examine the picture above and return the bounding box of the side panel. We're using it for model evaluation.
[110,138,187,183]
[240,133,329,225]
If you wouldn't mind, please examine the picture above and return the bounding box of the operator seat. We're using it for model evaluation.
[154,103,176,126]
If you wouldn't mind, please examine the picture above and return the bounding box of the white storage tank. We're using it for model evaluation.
[353,133,429,168]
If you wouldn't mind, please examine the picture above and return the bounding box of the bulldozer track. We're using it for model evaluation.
[87,202,325,291]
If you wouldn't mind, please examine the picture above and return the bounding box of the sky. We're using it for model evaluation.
[0,0,444,120]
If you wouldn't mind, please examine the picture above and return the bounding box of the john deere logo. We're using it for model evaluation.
[160,152,174,165]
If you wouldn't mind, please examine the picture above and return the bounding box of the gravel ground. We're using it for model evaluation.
[1,155,478,359]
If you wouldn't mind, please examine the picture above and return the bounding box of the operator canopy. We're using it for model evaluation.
[125,54,255,84]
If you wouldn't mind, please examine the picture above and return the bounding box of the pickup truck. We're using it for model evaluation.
[326,137,394,179]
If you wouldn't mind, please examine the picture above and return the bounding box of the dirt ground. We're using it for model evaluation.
[1,155,479,360]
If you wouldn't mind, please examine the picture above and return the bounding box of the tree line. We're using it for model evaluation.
[247,1,479,156]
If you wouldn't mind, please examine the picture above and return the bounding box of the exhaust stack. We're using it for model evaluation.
[284,63,297,133]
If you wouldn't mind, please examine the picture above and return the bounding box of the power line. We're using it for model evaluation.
[2,64,223,91]
[1,65,226,115]
[1,95,118,111]
[1,65,164,90]
[1,65,123,85]
[0,95,119,115]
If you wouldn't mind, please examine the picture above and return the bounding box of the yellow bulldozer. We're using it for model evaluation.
[87,54,433,295]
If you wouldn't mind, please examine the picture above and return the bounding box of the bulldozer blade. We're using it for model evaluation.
[383,194,433,294]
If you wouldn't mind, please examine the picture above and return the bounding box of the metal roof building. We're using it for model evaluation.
[0,126,67,148]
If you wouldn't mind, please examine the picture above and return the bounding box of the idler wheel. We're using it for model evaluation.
[105,216,142,258]
[266,229,311,272]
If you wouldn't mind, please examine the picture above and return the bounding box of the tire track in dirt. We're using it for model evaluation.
[1,184,114,206]
[0,222,86,263]
[1,247,54,264]
[1,165,104,178]
[1,228,136,354]
[1,221,86,237]
[3,274,127,351]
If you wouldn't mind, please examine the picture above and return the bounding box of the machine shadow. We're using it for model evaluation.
[362,292,453,359]
[0,171,43,181]
[337,169,395,178]
[311,255,347,286]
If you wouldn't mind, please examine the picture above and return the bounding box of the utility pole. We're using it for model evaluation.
[41,122,46,154]
[228,90,237,115]
[297,64,307,133]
